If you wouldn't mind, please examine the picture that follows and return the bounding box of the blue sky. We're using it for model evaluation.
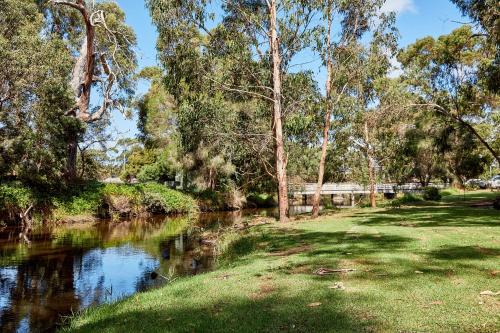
[111,0,466,139]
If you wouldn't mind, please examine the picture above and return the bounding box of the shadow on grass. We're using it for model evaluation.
[352,205,500,228]
[66,284,378,333]
[219,226,416,266]
[428,245,500,260]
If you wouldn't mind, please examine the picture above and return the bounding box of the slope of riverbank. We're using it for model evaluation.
[64,191,500,333]
[0,181,198,224]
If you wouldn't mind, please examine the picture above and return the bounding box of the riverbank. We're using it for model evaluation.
[0,181,198,224]
[64,190,500,333]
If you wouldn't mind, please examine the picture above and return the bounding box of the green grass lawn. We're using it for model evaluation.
[64,191,500,333]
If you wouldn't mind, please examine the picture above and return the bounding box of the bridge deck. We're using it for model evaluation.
[289,183,443,195]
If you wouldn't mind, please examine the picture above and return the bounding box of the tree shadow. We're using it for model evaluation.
[219,227,415,266]
[66,284,378,333]
[427,245,500,260]
[352,206,500,228]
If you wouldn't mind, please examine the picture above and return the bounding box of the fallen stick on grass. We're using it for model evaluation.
[314,268,356,275]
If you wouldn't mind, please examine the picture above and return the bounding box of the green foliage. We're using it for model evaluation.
[0,181,36,212]
[389,193,424,208]
[141,183,198,214]
[422,187,442,201]
[0,0,73,186]
[441,188,461,197]
[399,26,499,165]
[0,180,197,223]
[246,193,277,208]
[450,0,500,49]
[52,182,105,219]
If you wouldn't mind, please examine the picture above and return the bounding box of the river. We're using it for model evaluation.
[0,208,295,333]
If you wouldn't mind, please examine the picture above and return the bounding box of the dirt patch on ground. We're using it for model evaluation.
[289,264,313,274]
[476,246,500,256]
[490,270,500,277]
[267,244,312,257]
[478,295,500,311]
[469,200,494,208]
[397,222,416,227]
[249,282,277,300]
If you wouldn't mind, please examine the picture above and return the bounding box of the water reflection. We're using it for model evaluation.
[0,207,294,332]
[0,211,260,333]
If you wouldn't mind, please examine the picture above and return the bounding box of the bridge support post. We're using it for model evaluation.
[302,194,307,205]
[350,193,355,207]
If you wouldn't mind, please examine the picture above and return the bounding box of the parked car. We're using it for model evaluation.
[489,175,500,189]
[464,178,487,189]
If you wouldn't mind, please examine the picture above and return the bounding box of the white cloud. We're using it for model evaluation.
[380,0,417,15]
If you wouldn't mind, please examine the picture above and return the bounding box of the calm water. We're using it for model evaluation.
[0,209,279,333]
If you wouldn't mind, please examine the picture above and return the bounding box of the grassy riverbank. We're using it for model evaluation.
[65,191,500,333]
[0,181,198,223]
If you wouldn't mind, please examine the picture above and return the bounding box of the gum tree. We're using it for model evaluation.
[147,0,317,222]
[399,26,499,165]
[48,0,137,180]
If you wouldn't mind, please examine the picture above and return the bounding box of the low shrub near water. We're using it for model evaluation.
[422,187,442,201]
[141,183,198,214]
[52,182,104,219]
[0,181,39,221]
[194,188,247,211]
[389,193,424,208]
[0,181,36,212]
[246,193,277,208]
[1,181,198,223]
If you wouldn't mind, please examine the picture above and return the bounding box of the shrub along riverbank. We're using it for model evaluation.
[0,181,198,224]
[64,190,499,333]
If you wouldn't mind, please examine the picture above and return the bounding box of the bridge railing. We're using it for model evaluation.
[289,182,449,195]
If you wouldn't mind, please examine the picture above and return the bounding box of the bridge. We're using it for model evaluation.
[288,182,446,207]
[289,182,446,196]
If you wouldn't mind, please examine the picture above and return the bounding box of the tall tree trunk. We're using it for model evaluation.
[269,0,289,222]
[55,0,96,182]
[66,134,78,180]
[364,121,376,208]
[312,1,333,218]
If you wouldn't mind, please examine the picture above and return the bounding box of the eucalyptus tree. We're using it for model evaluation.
[399,26,499,165]
[147,0,318,222]
[344,11,398,208]
[450,0,499,45]
[450,1,499,97]
[311,0,396,216]
[47,0,137,180]
[0,0,73,185]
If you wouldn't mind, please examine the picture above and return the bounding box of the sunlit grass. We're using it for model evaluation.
[64,191,500,333]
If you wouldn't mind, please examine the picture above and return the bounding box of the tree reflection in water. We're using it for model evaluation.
[0,210,264,333]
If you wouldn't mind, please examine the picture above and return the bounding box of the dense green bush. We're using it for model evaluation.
[2,181,198,223]
[440,188,460,197]
[422,187,442,201]
[0,181,36,212]
[0,182,38,223]
[52,182,105,219]
[390,193,423,208]
[141,183,198,214]
[246,193,277,208]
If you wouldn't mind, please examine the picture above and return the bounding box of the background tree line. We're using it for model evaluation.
[0,0,498,222]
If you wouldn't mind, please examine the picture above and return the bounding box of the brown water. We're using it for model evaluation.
[0,209,278,333]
